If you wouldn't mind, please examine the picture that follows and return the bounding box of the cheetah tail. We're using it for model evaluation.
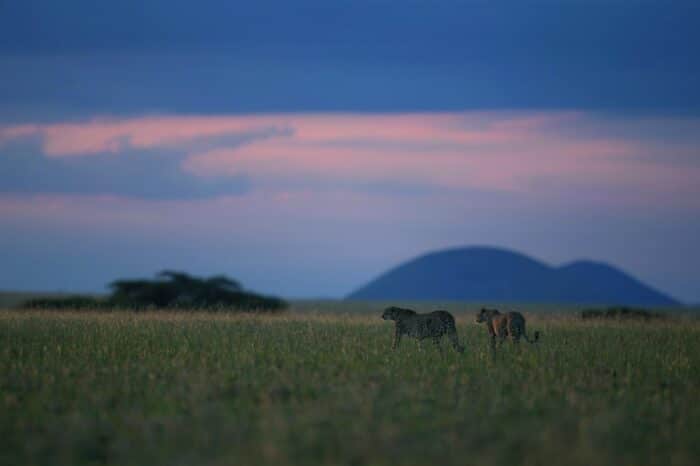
[523,330,540,344]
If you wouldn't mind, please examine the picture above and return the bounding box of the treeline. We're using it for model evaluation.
[21,271,287,312]
[580,306,666,321]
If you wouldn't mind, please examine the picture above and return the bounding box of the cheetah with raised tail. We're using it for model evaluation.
[475,308,540,350]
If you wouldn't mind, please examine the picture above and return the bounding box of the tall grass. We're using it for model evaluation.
[1,309,699,466]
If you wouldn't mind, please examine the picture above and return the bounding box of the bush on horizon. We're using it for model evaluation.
[20,270,287,312]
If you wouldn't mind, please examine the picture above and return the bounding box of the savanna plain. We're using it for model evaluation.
[1,301,699,466]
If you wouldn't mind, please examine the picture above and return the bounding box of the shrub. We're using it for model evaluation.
[580,306,665,321]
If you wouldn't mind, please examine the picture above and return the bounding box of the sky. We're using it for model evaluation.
[1,1,699,302]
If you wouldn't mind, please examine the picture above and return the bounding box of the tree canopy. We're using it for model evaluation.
[22,271,286,312]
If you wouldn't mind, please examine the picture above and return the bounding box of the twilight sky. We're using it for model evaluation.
[1,1,699,302]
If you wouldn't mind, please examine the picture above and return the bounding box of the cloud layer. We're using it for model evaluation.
[2,112,699,206]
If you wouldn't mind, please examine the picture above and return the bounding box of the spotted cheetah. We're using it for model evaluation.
[475,308,540,349]
[381,306,464,353]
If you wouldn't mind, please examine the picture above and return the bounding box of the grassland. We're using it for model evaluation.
[2,306,700,466]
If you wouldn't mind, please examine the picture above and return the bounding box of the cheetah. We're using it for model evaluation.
[475,308,540,350]
[381,306,464,353]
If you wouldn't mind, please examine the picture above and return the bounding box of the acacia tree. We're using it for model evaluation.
[107,271,285,310]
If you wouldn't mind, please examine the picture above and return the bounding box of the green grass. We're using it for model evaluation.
[2,308,700,466]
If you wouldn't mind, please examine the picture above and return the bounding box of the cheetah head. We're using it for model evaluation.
[382,306,417,321]
[476,308,500,323]
[381,307,398,321]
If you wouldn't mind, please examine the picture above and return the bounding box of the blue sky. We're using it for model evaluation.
[1,1,699,301]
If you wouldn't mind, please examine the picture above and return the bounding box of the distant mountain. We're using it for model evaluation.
[347,247,679,306]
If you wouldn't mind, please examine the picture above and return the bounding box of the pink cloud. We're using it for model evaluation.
[0,112,573,157]
[1,112,699,203]
[1,115,289,156]
[179,118,642,192]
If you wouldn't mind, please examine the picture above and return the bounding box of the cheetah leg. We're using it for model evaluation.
[497,328,507,347]
[510,325,521,345]
[392,328,402,349]
[448,329,464,353]
[488,324,498,352]
[492,323,506,348]
[433,337,443,352]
